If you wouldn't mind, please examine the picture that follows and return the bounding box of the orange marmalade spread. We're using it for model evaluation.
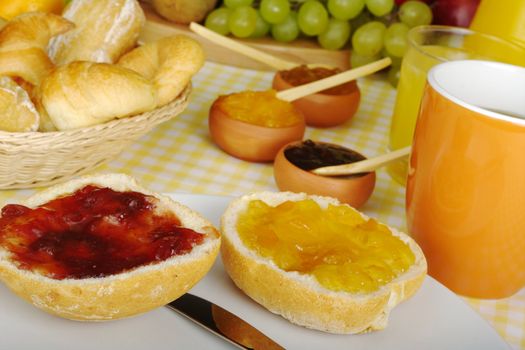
[237,199,415,293]
[0,186,205,280]
[215,89,302,128]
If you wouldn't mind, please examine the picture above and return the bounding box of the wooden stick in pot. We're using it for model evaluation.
[189,22,297,71]
[311,146,411,176]
[276,57,392,102]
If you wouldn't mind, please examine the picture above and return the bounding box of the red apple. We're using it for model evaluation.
[432,0,480,27]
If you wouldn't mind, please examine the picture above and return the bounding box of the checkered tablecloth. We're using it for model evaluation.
[0,61,523,349]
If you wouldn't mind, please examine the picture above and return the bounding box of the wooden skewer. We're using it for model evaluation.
[189,22,297,71]
[275,57,392,102]
[311,146,411,176]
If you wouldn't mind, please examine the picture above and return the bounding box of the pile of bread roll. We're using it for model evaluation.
[0,0,204,132]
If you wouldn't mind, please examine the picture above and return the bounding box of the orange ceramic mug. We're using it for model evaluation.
[406,60,525,299]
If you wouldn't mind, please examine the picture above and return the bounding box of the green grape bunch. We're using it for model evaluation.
[203,0,433,87]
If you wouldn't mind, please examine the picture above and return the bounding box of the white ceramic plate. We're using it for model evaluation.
[0,193,510,350]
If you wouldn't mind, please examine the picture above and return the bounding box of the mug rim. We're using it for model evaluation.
[427,59,525,126]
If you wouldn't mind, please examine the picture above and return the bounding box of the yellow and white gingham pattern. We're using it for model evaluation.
[0,61,523,349]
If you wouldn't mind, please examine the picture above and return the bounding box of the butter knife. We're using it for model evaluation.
[167,294,284,350]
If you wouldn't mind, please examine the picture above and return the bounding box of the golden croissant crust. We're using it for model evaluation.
[39,61,158,130]
[118,35,205,108]
[0,12,74,86]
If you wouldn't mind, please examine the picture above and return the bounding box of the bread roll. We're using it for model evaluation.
[48,0,145,65]
[0,12,74,85]
[118,35,204,107]
[220,192,427,334]
[0,173,221,321]
[39,61,157,130]
[0,76,39,132]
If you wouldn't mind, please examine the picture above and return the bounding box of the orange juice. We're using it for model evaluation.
[388,45,481,184]
[470,0,525,47]
[387,26,525,185]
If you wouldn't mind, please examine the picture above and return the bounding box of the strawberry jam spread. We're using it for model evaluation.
[0,185,205,280]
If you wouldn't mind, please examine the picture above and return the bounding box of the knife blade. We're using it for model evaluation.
[167,293,283,350]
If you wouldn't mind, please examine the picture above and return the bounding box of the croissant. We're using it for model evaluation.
[0,76,40,132]
[0,12,74,86]
[118,35,205,108]
[48,0,145,65]
[39,61,157,130]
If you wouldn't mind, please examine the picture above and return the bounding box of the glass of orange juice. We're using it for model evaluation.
[387,25,525,185]
[470,0,525,47]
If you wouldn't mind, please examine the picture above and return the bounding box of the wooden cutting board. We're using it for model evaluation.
[139,2,350,71]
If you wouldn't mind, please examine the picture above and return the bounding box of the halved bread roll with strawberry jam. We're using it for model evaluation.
[0,174,220,321]
[220,192,426,334]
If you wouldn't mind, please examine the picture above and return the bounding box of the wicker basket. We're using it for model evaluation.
[0,84,192,189]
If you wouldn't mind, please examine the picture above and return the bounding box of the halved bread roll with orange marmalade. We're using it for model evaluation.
[220,192,426,334]
[0,174,220,321]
